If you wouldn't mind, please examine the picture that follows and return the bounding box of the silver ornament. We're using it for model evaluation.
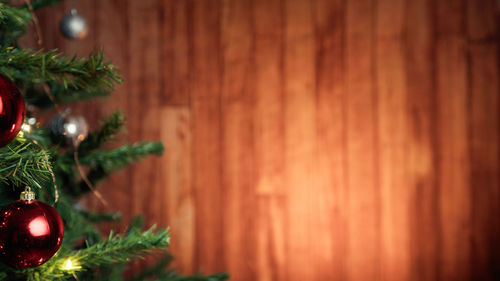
[50,112,89,146]
[59,9,88,39]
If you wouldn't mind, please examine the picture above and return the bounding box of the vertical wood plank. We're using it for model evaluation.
[468,44,500,281]
[256,196,287,281]
[161,0,190,106]
[190,0,224,273]
[405,0,439,280]
[127,0,162,227]
[345,0,380,280]
[467,4,500,279]
[125,1,163,271]
[220,0,257,279]
[253,0,287,280]
[220,102,256,280]
[161,107,194,273]
[80,0,133,230]
[95,0,130,114]
[436,1,470,280]
[375,0,410,280]
[466,0,497,41]
[314,0,347,280]
[253,0,285,196]
[436,38,470,281]
[283,0,316,280]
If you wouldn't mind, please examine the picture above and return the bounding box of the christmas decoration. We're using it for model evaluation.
[25,105,39,128]
[0,1,227,280]
[0,73,25,147]
[59,9,88,39]
[0,187,64,268]
[50,112,89,146]
[18,106,38,136]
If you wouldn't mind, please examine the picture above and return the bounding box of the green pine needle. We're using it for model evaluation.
[0,47,122,105]
[80,141,164,174]
[0,3,30,26]
[27,226,170,280]
[78,111,126,154]
[0,138,52,188]
[24,82,114,108]
[0,4,31,42]
[29,0,63,10]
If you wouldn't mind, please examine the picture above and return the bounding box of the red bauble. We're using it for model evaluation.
[0,192,64,268]
[0,73,25,147]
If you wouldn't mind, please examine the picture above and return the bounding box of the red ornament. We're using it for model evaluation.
[0,188,64,268]
[0,73,25,147]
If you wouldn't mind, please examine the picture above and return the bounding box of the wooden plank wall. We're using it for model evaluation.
[28,0,500,280]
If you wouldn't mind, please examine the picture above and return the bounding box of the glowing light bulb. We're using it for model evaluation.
[63,258,81,270]
[21,123,31,133]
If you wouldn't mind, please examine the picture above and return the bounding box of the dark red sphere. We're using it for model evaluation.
[0,73,25,147]
[0,200,64,268]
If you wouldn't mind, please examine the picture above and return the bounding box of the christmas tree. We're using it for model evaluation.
[0,1,229,280]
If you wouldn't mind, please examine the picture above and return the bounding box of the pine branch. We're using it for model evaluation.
[78,111,126,154]
[24,82,113,108]
[79,142,164,173]
[29,0,63,10]
[82,225,169,264]
[30,226,170,280]
[0,4,31,43]
[0,3,30,26]
[53,141,163,197]
[53,195,104,248]
[79,141,164,189]
[0,138,51,188]
[0,48,121,106]
[25,127,52,148]
[0,0,61,45]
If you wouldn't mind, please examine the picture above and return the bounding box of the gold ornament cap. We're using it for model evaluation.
[20,186,35,201]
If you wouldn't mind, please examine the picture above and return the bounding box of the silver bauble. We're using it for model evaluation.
[60,9,88,39]
[50,113,89,146]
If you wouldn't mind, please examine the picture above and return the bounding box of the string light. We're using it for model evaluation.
[21,123,32,133]
[63,258,81,270]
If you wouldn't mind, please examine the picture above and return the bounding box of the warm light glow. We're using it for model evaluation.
[21,123,31,133]
[63,258,81,270]
[28,217,50,237]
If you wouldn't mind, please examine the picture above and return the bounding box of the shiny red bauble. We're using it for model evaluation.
[0,198,64,268]
[0,73,25,147]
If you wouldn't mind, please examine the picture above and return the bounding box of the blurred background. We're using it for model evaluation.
[21,0,500,280]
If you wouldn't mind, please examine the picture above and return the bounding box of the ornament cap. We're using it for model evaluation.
[20,186,35,201]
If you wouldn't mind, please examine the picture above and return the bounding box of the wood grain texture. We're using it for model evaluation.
[161,107,194,272]
[32,0,500,280]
